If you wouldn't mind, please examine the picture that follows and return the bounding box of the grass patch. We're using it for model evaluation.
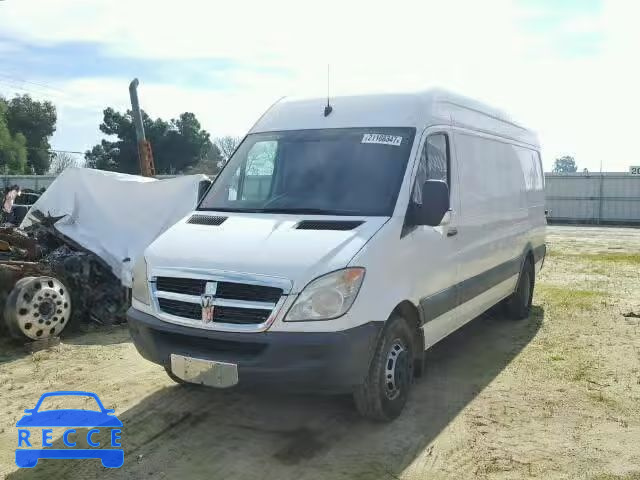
[587,390,619,408]
[580,266,609,276]
[548,354,596,383]
[536,285,606,311]
[591,472,640,480]
[547,251,640,265]
[593,253,640,264]
[571,361,594,382]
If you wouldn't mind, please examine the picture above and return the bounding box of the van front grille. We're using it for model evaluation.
[156,277,204,296]
[157,298,200,319]
[156,277,282,303]
[157,298,271,324]
[154,276,284,327]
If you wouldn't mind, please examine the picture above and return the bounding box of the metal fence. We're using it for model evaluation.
[1,175,57,191]
[4,172,640,226]
[545,173,640,225]
[0,174,183,192]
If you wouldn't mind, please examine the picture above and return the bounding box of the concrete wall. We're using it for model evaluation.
[1,175,57,191]
[545,173,640,225]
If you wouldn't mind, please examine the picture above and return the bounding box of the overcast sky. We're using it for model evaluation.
[0,0,638,172]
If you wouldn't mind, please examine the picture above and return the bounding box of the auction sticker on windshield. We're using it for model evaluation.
[361,134,403,146]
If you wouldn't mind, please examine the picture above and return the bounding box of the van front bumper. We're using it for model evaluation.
[127,307,382,394]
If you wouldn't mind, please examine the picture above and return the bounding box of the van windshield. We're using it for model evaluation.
[199,127,416,216]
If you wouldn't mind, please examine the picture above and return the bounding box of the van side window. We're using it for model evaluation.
[516,147,543,193]
[412,133,449,204]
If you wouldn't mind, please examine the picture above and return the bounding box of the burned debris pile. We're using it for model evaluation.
[0,210,128,341]
[43,245,128,326]
[0,168,210,342]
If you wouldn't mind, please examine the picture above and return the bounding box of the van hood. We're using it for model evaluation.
[144,213,387,292]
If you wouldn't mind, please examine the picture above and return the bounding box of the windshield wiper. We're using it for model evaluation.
[197,207,368,215]
[198,207,262,213]
[257,207,361,216]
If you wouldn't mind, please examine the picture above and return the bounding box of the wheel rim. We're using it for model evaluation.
[9,277,71,340]
[384,339,411,400]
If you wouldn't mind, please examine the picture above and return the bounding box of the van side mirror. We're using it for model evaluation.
[412,180,450,226]
[197,179,213,204]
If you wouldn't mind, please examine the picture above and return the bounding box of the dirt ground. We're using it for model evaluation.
[1,225,639,480]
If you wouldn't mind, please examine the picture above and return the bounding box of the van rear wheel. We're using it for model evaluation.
[504,257,534,320]
[354,314,415,421]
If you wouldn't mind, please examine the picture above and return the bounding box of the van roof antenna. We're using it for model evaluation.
[324,64,333,117]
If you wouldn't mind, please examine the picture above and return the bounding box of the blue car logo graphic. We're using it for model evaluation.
[15,391,123,468]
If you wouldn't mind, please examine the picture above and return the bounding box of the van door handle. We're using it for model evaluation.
[447,227,458,237]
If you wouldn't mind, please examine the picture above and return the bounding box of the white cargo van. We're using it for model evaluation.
[128,89,546,420]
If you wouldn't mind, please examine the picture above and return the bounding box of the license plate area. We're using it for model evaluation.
[170,354,238,388]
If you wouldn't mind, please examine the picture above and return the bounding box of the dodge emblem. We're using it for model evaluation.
[201,281,218,323]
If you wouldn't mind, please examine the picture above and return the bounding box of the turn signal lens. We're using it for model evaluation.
[132,258,150,305]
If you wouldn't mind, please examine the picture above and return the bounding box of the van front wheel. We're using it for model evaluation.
[354,315,415,421]
[504,257,534,320]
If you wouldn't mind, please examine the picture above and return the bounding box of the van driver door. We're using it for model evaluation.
[406,127,461,347]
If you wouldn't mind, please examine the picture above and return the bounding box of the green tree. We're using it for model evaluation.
[84,108,212,175]
[0,99,28,174]
[552,155,578,173]
[4,95,57,174]
[183,144,223,175]
[85,143,112,170]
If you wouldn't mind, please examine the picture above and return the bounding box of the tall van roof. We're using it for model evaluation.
[250,89,539,148]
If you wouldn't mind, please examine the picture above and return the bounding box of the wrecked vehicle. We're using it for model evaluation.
[1,212,131,341]
[0,168,211,342]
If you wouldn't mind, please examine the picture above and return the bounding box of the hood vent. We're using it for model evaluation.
[295,220,363,231]
[187,214,227,226]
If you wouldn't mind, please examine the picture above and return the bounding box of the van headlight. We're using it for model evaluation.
[285,268,365,321]
[132,258,150,305]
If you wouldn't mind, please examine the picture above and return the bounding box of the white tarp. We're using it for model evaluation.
[20,167,208,287]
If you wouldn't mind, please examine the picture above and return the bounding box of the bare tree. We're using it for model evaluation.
[214,136,242,162]
[49,152,79,174]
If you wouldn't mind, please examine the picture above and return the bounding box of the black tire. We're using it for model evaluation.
[504,257,534,320]
[354,314,416,421]
[3,277,34,339]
